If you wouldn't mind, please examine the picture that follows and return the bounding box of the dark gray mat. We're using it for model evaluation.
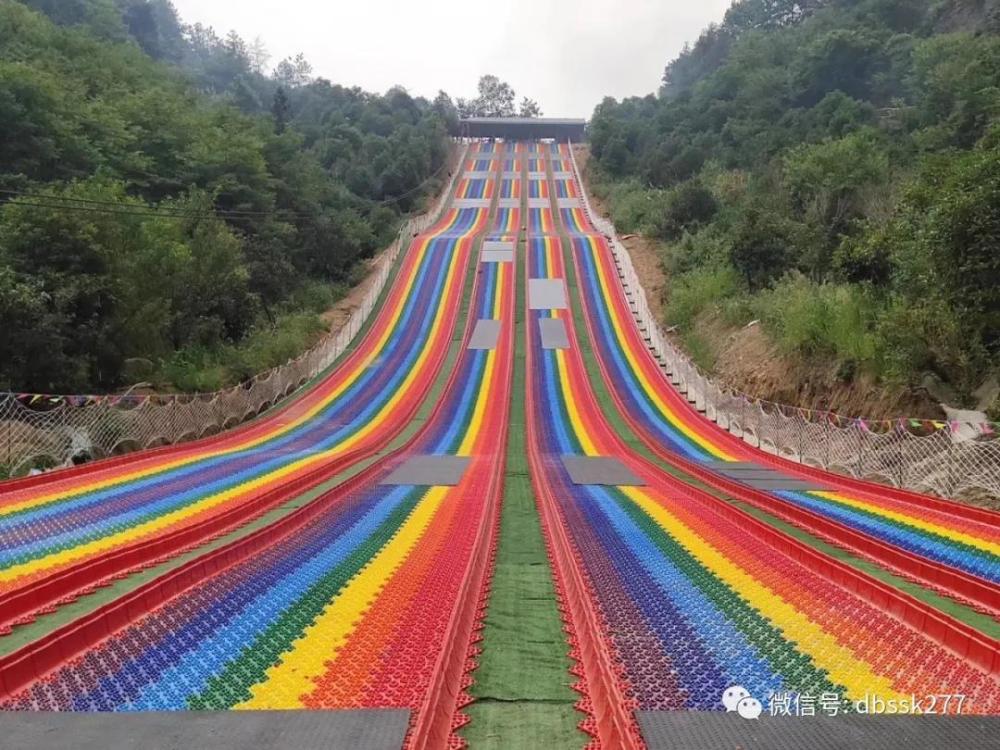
[636,711,1000,750]
[539,318,570,349]
[741,479,827,491]
[716,468,792,476]
[702,461,761,470]
[0,710,410,750]
[468,320,501,349]
[380,455,470,486]
[529,279,567,310]
[702,461,827,491]
[562,456,645,486]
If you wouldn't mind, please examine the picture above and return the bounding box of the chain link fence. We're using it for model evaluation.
[565,144,999,501]
[0,144,470,478]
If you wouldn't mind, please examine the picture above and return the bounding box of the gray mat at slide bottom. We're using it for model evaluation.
[380,455,470,486]
[701,460,828,491]
[562,455,645,486]
[529,279,567,310]
[483,240,515,252]
[480,250,514,263]
[539,318,570,350]
[468,320,501,350]
[636,711,1000,750]
[0,710,410,750]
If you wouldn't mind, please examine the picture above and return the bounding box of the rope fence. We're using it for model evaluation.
[566,143,1000,501]
[0,144,470,478]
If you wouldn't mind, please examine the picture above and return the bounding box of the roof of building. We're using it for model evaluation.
[459,117,587,126]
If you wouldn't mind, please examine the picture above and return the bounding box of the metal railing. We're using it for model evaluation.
[1,144,470,477]
[565,143,1000,500]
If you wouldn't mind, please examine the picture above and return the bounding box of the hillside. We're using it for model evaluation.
[587,0,1000,420]
[0,0,455,394]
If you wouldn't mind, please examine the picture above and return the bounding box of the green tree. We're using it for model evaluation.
[728,207,791,290]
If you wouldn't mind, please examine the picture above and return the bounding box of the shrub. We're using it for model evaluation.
[752,274,877,365]
[651,180,719,241]
[664,265,742,330]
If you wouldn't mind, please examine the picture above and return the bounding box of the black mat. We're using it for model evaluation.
[561,456,645,486]
[380,456,470,486]
[0,710,410,750]
[636,710,1000,750]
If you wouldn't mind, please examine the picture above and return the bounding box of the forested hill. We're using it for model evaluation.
[588,0,1000,416]
[0,0,456,394]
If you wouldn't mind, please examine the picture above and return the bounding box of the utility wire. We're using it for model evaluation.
[0,157,452,222]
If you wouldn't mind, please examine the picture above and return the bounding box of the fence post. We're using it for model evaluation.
[895,423,905,488]
[946,435,956,498]
[5,412,11,475]
[856,423,865,480]
[797,412,804,465]
[824,417,831,471]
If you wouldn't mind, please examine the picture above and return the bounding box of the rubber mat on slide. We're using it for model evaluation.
[0,709,409,750]
[636,710,1000,750]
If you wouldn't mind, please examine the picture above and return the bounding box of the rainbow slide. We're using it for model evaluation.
[0,148,500,632]
[0,142,519,746]
[523,144,1000,748]
[553,143,1000,617]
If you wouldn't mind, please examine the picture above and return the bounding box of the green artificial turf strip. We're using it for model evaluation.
[461,207,584,748]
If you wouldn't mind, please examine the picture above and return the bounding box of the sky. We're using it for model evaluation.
[170,0,735,118]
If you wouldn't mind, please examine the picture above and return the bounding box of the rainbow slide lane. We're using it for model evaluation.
[553,143,1000,616]
[0,145,497,632]
[0,143,518,749]
[523,145,1000,749]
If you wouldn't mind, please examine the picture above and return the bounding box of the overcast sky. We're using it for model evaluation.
[170,0,734,118]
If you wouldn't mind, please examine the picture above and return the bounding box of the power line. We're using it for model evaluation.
[0,157,451,222]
